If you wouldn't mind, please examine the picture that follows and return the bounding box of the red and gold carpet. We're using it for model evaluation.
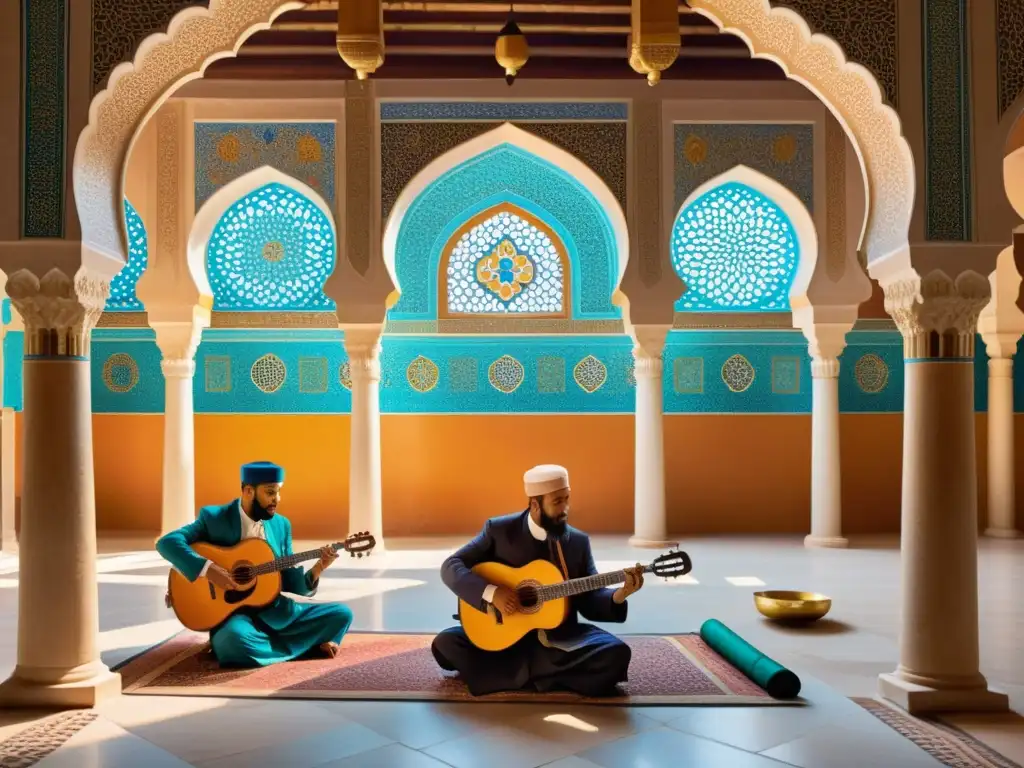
[116,631,797,705]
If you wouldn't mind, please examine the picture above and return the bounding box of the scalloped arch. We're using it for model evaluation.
[73,0,913,286]
[686,0,914,273]
[382,123,629,303]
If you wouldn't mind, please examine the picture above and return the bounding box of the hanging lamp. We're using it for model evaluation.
[629,0,679,85]
[337,0,385,80]
[495,4,529,85]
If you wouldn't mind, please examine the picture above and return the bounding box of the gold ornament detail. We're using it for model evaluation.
[721,354,755,393]
[488,355,525,394]
[296,134,322,163]
[217,134,240,163]
[573,355,608,394]
[629,0,680,85]
[339,361,353,390]
[773,134,797,163]
[103,353,139,393]
[261,241,285,263]
[406,355,440,393]
[496,15,529,85]
[683,134,708,165]
[854,353,889,393]
[336,0,385,80]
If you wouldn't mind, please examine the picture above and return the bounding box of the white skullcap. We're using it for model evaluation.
[524,464,570,497]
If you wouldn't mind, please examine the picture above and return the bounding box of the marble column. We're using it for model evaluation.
[804,353,847,547]
[878,271,1009,714]
[796,320,853,548]
[629,325,676,548]
[343,324,385,549]
[977,247,1024,539]
[0,268,120,707]
[153,321,204,535]
[982,354,1020,538]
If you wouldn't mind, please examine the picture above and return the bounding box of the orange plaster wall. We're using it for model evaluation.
[11,413,1024,538]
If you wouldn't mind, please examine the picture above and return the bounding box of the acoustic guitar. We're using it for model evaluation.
[167,532,376,631]
[459,549,692,651]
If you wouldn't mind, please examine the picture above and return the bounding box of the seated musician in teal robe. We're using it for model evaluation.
[157,461,353,667]
[432,464,645,697]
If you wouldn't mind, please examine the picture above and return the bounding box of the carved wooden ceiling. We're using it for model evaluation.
[202,0,786,80]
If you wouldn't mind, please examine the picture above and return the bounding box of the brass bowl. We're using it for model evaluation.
[754,590,832,622]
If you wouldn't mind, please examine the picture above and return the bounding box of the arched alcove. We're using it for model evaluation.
[439,203,571,319]
[670,165,818,313]
[104,199,149,312]
[383,124,627,331]
[186,166,338,312]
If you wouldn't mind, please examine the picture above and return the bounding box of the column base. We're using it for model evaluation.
[0,667,121,709]
[804,534,849,549]
[984,527,1022,539]
[629,536,680,549]
[878,673,1009,715]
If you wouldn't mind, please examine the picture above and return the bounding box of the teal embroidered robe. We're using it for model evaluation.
[157,500,352,666]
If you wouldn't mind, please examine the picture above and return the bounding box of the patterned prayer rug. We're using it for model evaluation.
[115,631,799,705]
[854,697,1022,768]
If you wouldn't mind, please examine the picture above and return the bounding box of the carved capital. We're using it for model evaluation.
[342,323,383,383]
[882,269,991,359]
[151,306,210,372]
[161,358,196,378]
[810,356,841,379]
[5,267,108,357]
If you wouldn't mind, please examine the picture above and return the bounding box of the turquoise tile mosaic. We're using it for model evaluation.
[4,325,1024,415]
[3,331,23,411]
[205,182,336,312]
[194,122,336,210]
[670,181,799,312]
[106,199,148,312]
[389,144,620,322]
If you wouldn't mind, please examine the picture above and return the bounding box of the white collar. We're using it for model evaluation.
[527,512,547,541]
[239,499,263,527]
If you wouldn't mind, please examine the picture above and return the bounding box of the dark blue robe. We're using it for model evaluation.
[157,500,353,667]
[432,510,631,696]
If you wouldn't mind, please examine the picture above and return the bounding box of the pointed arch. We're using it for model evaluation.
[105,198,149,311]
[671,165,818,312]
[382,124,627,326]
[187,166,338,311]
[383,123,629,297]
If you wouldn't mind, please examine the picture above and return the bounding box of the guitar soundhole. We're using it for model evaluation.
[232,562,256,585]
[516,581,543,614]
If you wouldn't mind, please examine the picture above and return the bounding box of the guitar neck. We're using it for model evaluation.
[538,564,654,601]
[252,545,335,576]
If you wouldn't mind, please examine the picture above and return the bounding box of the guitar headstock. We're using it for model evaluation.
[652,549,692,579]
[338,531,376,558]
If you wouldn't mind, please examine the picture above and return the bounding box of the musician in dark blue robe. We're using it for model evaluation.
[157,461,353,668]
[432,464,644,697]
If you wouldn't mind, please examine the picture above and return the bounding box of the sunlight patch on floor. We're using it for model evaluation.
[99,619,186,652]
[543,713,600,733]
[725,576,766,586]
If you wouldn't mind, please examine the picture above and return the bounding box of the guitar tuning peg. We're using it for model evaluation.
[357,553,363,558]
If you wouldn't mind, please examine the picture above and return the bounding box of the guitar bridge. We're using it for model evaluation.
[209,582,216,600]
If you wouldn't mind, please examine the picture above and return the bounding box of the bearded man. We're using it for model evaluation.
[157,461,353,667]
[432,464,644,696]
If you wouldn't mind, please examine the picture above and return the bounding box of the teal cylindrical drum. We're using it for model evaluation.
[699,619,801,699]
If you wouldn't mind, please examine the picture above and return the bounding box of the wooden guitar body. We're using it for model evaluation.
[167,539,283,632]
[458,559,569,651]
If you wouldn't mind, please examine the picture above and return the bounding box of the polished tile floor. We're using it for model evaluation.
[0,534,1022,767]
